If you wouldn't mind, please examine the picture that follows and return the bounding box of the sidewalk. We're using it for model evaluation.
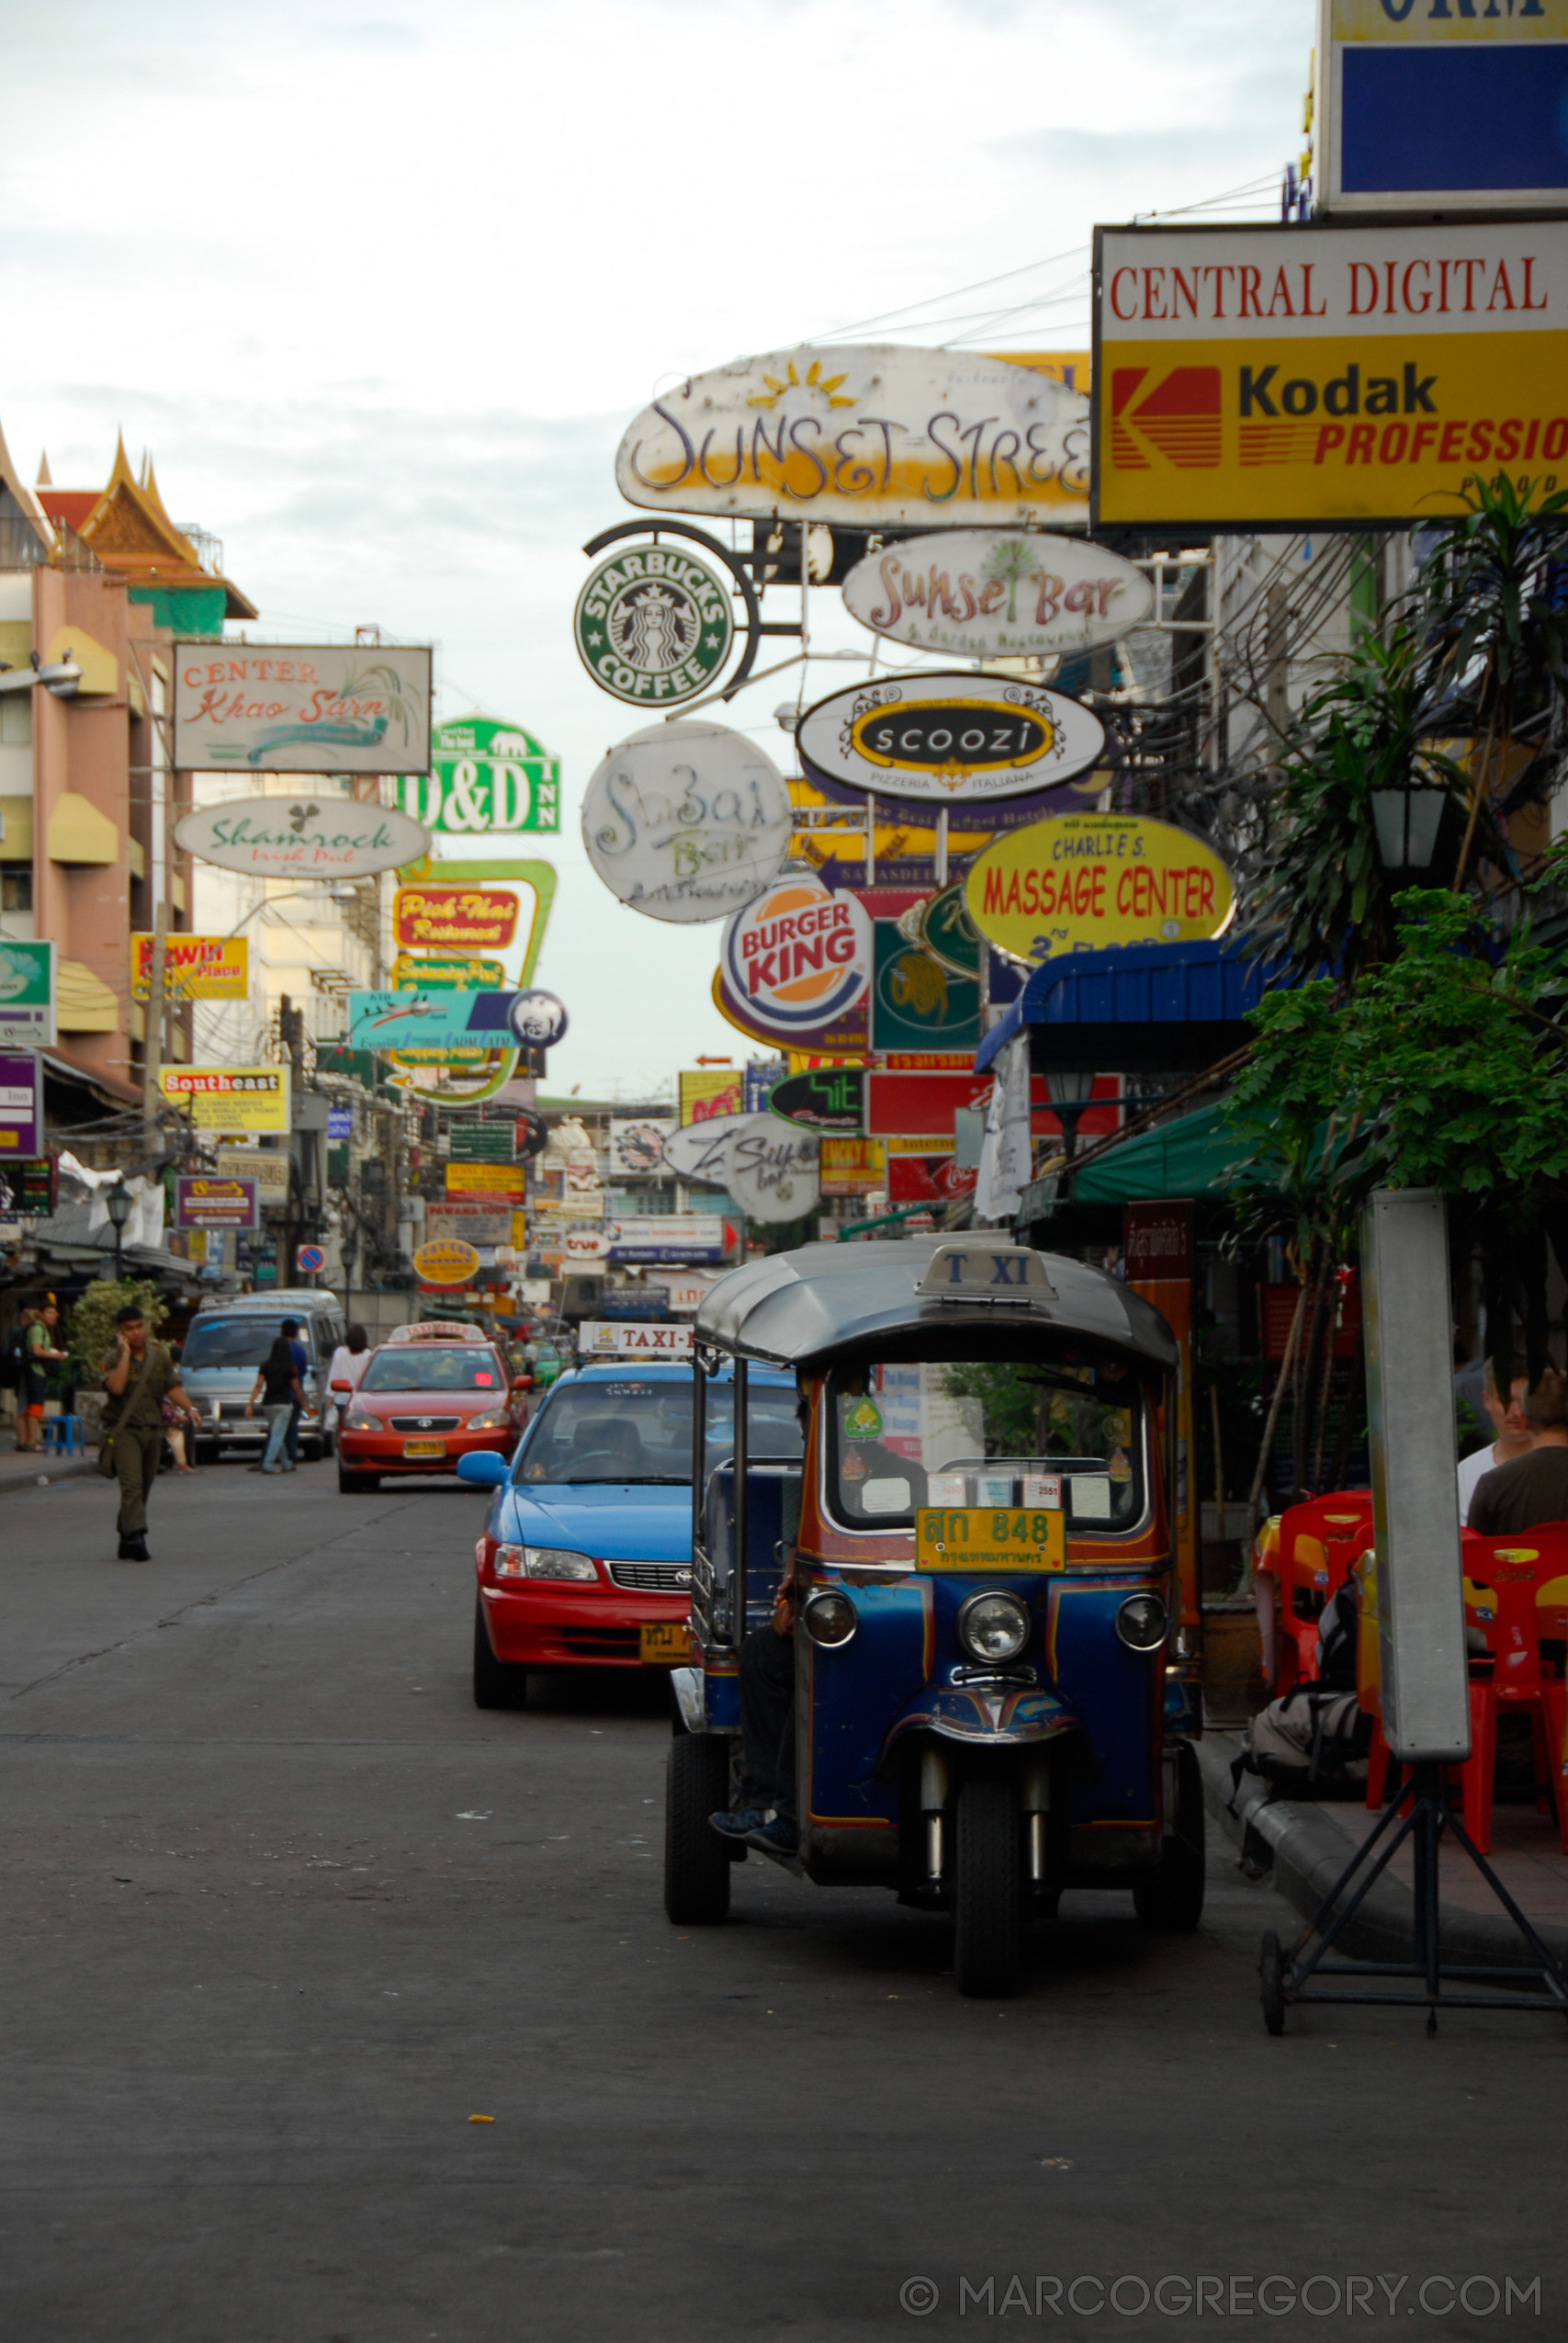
[1198,1730,1568,1970]
[0,1443,97,1500]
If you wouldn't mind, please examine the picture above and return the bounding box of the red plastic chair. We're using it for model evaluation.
[1268,1493,1374,1695]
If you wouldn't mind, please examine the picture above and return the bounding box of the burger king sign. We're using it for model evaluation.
[720,876,872,1039]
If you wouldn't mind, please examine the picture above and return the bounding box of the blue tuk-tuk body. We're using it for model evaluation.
[663,1235,1203,1996]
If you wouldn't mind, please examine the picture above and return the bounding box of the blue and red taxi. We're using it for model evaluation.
[336,1320,527,1492]
[457,1359,801,1703]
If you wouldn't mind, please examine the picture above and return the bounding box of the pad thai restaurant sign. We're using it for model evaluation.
[617,345,1089,526]
[965,813,1235,965]
[1093,219,1568,528]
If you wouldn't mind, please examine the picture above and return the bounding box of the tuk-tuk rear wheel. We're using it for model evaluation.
[953,1777,1021,1998]
[664,1733,732,1927]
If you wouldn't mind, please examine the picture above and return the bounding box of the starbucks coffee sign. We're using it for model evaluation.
[574,544,735,707]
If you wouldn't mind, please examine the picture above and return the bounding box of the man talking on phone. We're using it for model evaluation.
[100,1303,197,1561]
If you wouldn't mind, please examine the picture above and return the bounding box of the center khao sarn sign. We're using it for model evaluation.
[172,645,432,773]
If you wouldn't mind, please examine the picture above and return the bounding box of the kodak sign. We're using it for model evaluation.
[1093,219,1568,526]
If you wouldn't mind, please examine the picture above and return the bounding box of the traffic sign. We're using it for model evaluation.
[296,1243,325,1275]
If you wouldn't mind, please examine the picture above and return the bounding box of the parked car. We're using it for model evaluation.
[457,1360,801,1704]
[336,1319,527,1492]
[181,1288,344,1465]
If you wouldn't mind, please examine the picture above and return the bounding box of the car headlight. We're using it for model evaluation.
[343,1408,378,1432]
[525,1546,599,1582]
[803,1590,857,1647]
[955,1589,1031,1665]
[464,1409,511,1432]
[493,1543,527,1579]
[1115,1592,1168,1653]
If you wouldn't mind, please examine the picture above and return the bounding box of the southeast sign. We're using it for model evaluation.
[171,645,433,773]
[840,530,1153,662]
[719,875,873,1039]
[797,674,1105,808]
[175,796,432,879]
[394,715,559,841]
[157,1066,291,1134]
[1093,219,1568,528]
[582,723,793,923]
[574,546,735,707]
[965,813,1235,966]
[616,345,1089,526]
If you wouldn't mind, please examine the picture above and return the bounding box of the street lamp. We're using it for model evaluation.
[1369,783,1450,889]
[105,1177,132,1285]
[1044,1068,1097,1161]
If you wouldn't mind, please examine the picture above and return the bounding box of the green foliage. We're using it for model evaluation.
[1225,890,1568,1241]
[1418,471,1568,721]
[67,1279,168,1388]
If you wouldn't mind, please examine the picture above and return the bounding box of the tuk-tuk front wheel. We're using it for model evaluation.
[953,1777,1021,1998]
[1134,1739,1206,1932]
[664,1733,731,1927]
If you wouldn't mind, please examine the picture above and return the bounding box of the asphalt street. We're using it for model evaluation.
[1,1460,1564,2343]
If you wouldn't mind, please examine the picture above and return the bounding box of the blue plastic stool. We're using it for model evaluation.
[40,1415,84,1457]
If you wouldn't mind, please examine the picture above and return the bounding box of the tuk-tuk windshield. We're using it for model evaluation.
[828,1355,1145,1534]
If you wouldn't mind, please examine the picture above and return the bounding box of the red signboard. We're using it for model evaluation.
[393,885,520,951]
[866,1070,1122,1140]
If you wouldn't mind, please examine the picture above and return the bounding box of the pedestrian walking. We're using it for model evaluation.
[325,1323,371,1432]
[244,1331,304,1475]
[99,1302,197,1562]
[284,1318,310,1466]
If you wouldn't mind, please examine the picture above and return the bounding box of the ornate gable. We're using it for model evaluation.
[79,436,203,571]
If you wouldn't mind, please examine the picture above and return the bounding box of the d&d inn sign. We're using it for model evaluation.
[1093,219,1568,528]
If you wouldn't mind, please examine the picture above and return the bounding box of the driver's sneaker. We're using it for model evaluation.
[709,1806,769,1841]
[745,1816,798,1856]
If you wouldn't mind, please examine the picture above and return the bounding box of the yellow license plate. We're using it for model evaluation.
[640,1623,692,1665]
[916,1506,1066,1573]
[402,1439,446,1459]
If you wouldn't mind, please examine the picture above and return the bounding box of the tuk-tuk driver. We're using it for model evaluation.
[710,1382,810,1858]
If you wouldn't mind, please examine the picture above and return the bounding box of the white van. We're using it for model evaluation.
[181,1289,346,1464]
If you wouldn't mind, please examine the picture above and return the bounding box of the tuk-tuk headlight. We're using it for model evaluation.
[803,1590,857,1647]
[956,1590,1031,1665]
[1115,1592,1168,1653]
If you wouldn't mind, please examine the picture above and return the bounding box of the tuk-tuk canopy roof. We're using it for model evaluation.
[694,1237,1179,1375]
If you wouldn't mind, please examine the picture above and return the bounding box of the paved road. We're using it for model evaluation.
[1,1462,1564,2342]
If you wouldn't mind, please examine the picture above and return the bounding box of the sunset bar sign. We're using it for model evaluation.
[1092,219,1568,528]
[964,813,1235,966]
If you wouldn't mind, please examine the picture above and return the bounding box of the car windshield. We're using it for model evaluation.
[182,1317,315,1372]
[517,1378,802,1485]
[828,1354,1145,1534]
[359,1348,502,1393]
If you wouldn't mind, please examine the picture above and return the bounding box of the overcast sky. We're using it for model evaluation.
[2,0,1312,1100]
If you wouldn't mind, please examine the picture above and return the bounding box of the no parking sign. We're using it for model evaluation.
[296,1243,325,1276]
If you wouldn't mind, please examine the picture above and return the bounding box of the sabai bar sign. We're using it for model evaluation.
[1092,219,1568,526]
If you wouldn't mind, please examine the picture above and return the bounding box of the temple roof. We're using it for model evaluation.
[28,433,256,619]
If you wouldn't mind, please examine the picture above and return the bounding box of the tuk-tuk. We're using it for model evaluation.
[663,1234,1203,1996]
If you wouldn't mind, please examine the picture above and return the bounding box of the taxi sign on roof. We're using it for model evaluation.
[388,1319,489,1342]
[917,1242,1055,1304]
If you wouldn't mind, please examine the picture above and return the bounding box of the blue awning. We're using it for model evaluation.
[975,938,1284,1076]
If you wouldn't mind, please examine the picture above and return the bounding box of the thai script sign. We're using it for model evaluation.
[720,876,873,1038]
[175,795,431,879]
[172,645,432,773]
[840,529,1153,662]
[616,346,1089,526]
[158,1065,291,1134]
[0,942,55,1047]
[131,934,248,1002]
[393,886,520,950]
[393,715,558,839]
[797,674,1105,807]
[1093,220,1568,527]
[965,813,1235,964]
[574,548,735,707]
[582,723,793,923]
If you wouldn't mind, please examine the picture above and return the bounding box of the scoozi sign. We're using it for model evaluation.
[394,716,559,840]
[840,529,1153,662]
[574,547,734,706]
[720,877,873,1037]
[797,674,1105,807]
[965,813,1235,965]
[615,345,1089,526]
[1093,219,1568,527]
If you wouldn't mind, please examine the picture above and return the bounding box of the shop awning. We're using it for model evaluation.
[1066,1102,1242,1204]
[976,938,1282,1077]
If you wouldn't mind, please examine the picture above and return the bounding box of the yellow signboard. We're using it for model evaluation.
[413,1238,480,1286]
[679,1068,743,1125]
[965,813,1235,967]
[446,1161,526,1199]
[131,934,248,1001]
[916,1507,1066,1573]
[1331,0,1562,43]
[1093,221,1568,527]
[158,1065,289,1133]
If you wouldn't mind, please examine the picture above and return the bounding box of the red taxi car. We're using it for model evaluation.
[336,1321,527,1493]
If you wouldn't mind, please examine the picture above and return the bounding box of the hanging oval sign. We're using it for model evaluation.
[841,529,1154,662]
[615,345,1089,526]
[506,990,569,1047]
[767,1066,866,1135]
[725,1117,820,1226]
[661,1112,752,1183]
[917,882,984,979]
[573,545,735,707]
[581,722,794,924]
[713,966,868,1058]
[412,1238,480,1286]
[719,874,873,1037]
[964,812,1236,966]
[796,674,1105,808]
[175,796,432,879]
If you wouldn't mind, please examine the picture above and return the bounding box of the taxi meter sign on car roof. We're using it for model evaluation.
[387,1320,490,1343]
